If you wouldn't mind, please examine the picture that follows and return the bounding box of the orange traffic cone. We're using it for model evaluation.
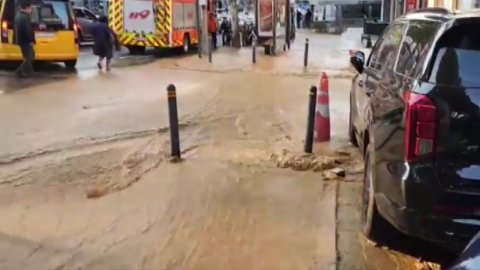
[314,72,330,142]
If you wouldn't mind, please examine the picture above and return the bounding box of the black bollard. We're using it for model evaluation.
[208,35,212,63]
[252,37,257,64]
[304,38,309,68]
[304,85,317,153]
[198,31,202,58]
[366,36,372,48]
[167,84,181,158]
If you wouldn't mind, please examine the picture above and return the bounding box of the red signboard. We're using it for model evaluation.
[406,0,417,12]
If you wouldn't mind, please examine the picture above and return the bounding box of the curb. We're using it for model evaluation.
[161,65,356,78]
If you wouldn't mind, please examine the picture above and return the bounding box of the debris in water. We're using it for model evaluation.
[330,167,346,177]
[270,150,338,172]
[334,150,350,156]
[169,156,183,163]
[269,146,364,178]
[85,185,109,199]
[414,259,441,270]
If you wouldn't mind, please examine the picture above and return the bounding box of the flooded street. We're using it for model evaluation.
[0,31,453,269]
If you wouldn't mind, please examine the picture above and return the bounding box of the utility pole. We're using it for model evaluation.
[229,0,241,48]
[285,0,291,49]
[199,0,209,55]
[272,0,277,55]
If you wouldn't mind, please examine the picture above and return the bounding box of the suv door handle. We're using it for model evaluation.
[357,80,364,87]
[366,89,373,97]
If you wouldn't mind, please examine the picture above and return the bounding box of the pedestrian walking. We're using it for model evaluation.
[208,12,217,49]
[13,1,35,78]
[305,9,312,28]
[220,17,231,46]
[91,15,120,71]
[296,9,302,29]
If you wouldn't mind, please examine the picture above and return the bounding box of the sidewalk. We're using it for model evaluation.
[163,30,370,78]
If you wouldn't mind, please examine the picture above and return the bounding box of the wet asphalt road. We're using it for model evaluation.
[0,45,187,94]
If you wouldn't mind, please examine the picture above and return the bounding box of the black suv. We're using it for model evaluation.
[349,8,480,252]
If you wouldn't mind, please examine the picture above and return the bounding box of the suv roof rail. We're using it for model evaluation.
[409,7,453,14]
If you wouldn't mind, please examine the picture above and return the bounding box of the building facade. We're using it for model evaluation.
[382,0,478,22]
[426,0,476,10]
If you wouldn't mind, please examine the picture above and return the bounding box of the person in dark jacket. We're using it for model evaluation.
[220,17,231,46]
[296,10,302,29]
[91,15,119,71]
[305,9,312,28]
[13,1,35,78]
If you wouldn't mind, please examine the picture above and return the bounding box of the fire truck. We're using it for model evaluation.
[108,0,213,54]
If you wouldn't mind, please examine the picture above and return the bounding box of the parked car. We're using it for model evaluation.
[349,7,480,252]
[73,7,100,43]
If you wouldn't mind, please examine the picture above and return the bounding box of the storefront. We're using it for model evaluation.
[425,0,474,10]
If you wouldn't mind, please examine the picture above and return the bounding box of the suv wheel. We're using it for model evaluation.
[361,143,395,243]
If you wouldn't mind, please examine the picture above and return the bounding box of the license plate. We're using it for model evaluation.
[35,32,54,38]
[134,36,145,41]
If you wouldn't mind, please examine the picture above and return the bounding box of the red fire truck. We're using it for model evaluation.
[108,0,213,54]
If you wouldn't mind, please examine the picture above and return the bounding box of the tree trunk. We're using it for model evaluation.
[229,0,242,48]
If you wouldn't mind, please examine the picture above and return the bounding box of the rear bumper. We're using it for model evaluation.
[0,54,78,61]
[0,45,78,61]
[119,33,170,48]
[376,193,479,251]
[375,161,480,252]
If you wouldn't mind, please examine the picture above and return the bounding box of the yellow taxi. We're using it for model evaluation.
[0,0,79,68]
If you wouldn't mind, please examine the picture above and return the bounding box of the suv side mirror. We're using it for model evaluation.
[350,51,365,73]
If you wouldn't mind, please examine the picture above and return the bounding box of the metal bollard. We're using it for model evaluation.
[252,37,257,64]
[166,84,181,158]
[198,31,202,58]
[208,35,212,63]
[304,85,317,153]
[304,38,309,68]
[366,36,372,48]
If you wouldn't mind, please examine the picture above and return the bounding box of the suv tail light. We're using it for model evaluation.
[403,91,437,161]
[1,21,9,43]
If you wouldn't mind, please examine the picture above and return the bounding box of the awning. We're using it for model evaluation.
[315,0,381,5]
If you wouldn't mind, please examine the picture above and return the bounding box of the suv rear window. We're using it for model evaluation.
[429,23,480,87]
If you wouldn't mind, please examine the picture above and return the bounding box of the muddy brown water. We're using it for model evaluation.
[0,71,452,269]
